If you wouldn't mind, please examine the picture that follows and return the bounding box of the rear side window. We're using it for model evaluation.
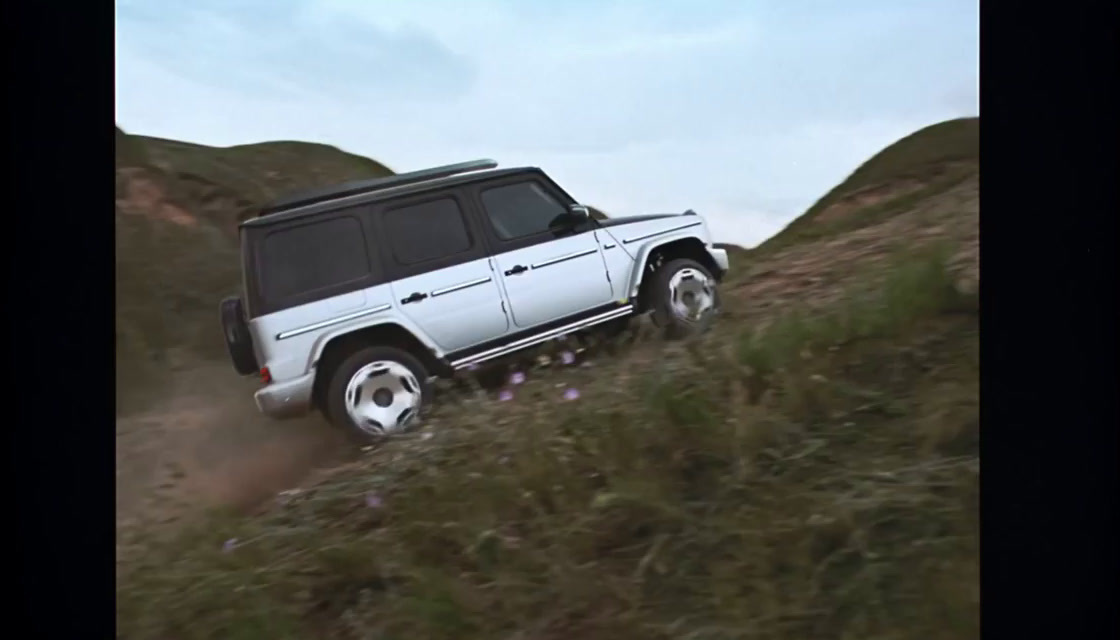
[259,215,370,303]
[382,197,473,265]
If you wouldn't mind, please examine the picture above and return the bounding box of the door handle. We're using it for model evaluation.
[400,291,428,305]
[504,265,528,276]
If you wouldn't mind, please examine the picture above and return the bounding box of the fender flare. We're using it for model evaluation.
[306,314,443,372]
[625,233,712,299]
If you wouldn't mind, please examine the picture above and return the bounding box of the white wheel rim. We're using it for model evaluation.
[344,360,422,436]
[668,267,716,322]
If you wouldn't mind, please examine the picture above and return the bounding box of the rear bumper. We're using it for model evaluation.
[707,247,730,277]
[253,371,316,419]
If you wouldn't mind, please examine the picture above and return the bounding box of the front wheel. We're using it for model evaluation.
[648,258,722,339]
[323,346,431,442]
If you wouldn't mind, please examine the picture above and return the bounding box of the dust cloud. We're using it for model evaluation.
[116,363,354,530]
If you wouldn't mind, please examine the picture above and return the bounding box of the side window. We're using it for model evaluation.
[259,215,370,302]
[479,181,568,240]
[382,197,473,265]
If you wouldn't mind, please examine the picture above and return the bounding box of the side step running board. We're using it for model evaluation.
[450,305,634,370]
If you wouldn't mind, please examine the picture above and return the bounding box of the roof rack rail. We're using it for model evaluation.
[259,158,499,215]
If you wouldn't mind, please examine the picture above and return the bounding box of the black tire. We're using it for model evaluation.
[648,258,722,339]
[219,296,259,375]
[323,345,432,442]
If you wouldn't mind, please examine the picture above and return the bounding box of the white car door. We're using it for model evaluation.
[372,192,509,353]
[468,175,615,330]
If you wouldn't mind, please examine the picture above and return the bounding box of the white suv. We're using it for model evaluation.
[220,160,729,440]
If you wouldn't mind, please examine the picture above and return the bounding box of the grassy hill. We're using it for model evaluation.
[119,128,395,231]
[115,127,397,412]
[759,117,979,252]
[116,120,979,639]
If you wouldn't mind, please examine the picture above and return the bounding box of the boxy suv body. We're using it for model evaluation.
[220,160,729,440]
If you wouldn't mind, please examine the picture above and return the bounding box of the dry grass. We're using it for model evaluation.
[116,248,979,640]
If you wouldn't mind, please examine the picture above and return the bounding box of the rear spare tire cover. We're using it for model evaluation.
[219,296,259,375]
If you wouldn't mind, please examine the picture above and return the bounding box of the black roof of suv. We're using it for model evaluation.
[244,159,536,228]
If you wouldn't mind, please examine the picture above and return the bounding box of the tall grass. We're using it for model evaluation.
[117,246,979,639]
[737,243,973,375]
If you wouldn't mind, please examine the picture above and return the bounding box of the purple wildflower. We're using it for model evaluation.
[510,371,526,385]
[499,389,514,402]
[561,351,576,365]
[563,388,581,401]
[222,538,238,553]
[365,493,384,509]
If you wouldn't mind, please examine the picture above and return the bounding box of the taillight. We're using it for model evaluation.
[259,367,272,384]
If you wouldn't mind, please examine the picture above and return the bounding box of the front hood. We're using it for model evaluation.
[596,211,711,252]
[595,213,682,229]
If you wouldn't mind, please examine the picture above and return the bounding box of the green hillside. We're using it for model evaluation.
[115,129,396,412]
[117,120,979,639]
[125,134,394,231]
[760,117,979,251]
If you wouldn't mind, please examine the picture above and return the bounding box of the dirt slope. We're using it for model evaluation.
[116,121,979,637]
[115,128,398,527]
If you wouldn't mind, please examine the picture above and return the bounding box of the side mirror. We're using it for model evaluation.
[547,205,592,235]
[568,204,591,222]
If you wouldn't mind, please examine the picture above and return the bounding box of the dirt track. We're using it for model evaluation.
[115,363,355,531]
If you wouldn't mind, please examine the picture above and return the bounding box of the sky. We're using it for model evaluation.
[115,0,978,248]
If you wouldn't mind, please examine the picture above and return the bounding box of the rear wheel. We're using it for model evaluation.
[648,258,721,339]
[324,346,431,442]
